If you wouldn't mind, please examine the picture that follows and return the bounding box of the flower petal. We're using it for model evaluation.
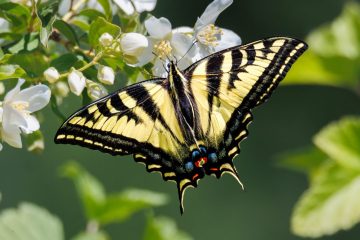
[194,0,233,32]
[173,26,194,34]
[120,32,149,57]
[4,78,25,103]
[134,38,155,66]
[171,32,198,58]
[152,59,168,78]
[133,0,157,13]
[145,16,172,39]
[2,104,27,129]
[12,84,51,113]
[21,114,40,134]
[215,28,242,51]
[1,123,22,148]
[113,0,135,15]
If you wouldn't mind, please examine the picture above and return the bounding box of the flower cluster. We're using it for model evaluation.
[0,0,241,152]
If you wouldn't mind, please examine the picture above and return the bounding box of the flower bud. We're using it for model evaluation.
[68,70,86,96]
[27,131,45,154]
[0,82,5,95]
[43,67,60,83]
[99,32,114,47]
[97,65,115,85]
[86,80,108,100]
[55,81,69,97]
[120,33,148,57]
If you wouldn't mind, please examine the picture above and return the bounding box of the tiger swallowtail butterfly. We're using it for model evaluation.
[55,37,308,213]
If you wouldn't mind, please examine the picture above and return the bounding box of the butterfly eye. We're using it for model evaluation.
[208,152,218,164]
[192,150,201,160]
[185,161,194,173]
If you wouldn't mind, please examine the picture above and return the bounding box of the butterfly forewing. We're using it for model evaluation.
[55,78,190,178]
[187,37,307,149]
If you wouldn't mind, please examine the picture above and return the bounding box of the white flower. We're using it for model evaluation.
[43,67,60,83]
[97,66,115,85]
[140,16,197,76]
[68,70,86,96]
[99,32,114,47]
[120,32,148,65]
[0,79,50,149]
[86,80,108,100]
[114,0,157,15]
[194,0,241,57]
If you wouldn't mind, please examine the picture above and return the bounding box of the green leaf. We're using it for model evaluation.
[96,0,111,20]
[0,2,31,32]
[53,19,79,45]
[50,53,79,72]
[97,189,168,225]
[77,9,106,21]
[314,117,360,171]
[8,32,39,53]
[143,215,192,240]
[0,53,12,64]
[0,202,64,240]
[36,0,59,47]
[277,147,328,183]
[71,231,109,240]
[88,17,121,47]
[291,162,360,238]
[0,64,25,80]
[8,52,47,78]
[61,162,106,220]
[307,2,360,59]
[71,17,91,32]
[284,2,360,88]
[284,50,359,87]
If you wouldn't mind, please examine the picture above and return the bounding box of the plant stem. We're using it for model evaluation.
[62,0,88,22]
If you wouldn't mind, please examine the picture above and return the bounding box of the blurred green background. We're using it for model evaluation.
[1,0,360,239]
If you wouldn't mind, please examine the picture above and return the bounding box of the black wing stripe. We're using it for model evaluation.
[205,54,224,135]
[126,84,183,144]
[240,39,307,109]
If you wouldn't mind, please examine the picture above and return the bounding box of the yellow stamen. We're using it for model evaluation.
[197,24,223,47]
[12,101,29,112]
[153,40,172,59]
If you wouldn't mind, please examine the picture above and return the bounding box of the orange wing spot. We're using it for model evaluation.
[192,173,199,181]
[210,168,218,171]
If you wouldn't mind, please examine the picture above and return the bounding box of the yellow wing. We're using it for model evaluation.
[185,37,308,176]
[55,78,187,180]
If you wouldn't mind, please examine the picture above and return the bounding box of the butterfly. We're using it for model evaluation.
[55,37,308,213]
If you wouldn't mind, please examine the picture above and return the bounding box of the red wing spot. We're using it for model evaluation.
[210,168,218,171]
[192,173,199,181]
[195,157,208,168]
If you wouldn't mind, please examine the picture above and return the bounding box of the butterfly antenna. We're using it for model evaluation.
[178,40,197,64]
